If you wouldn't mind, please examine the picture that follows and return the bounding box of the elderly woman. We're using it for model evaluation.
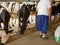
[36,0,51,39]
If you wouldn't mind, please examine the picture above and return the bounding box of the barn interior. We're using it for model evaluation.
[0,0,60,45]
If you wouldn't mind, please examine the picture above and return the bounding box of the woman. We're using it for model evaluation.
[36,0,51,39]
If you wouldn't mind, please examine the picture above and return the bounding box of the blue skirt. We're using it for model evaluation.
[36,15,48,34]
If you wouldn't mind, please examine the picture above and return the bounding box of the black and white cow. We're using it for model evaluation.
[0,5,12,45]
[0,5,10,34]
[57,2,60,21]
[17,4,30,35]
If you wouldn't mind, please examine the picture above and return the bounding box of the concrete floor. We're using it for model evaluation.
[6,31,60,45]
[6,21,60,45]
